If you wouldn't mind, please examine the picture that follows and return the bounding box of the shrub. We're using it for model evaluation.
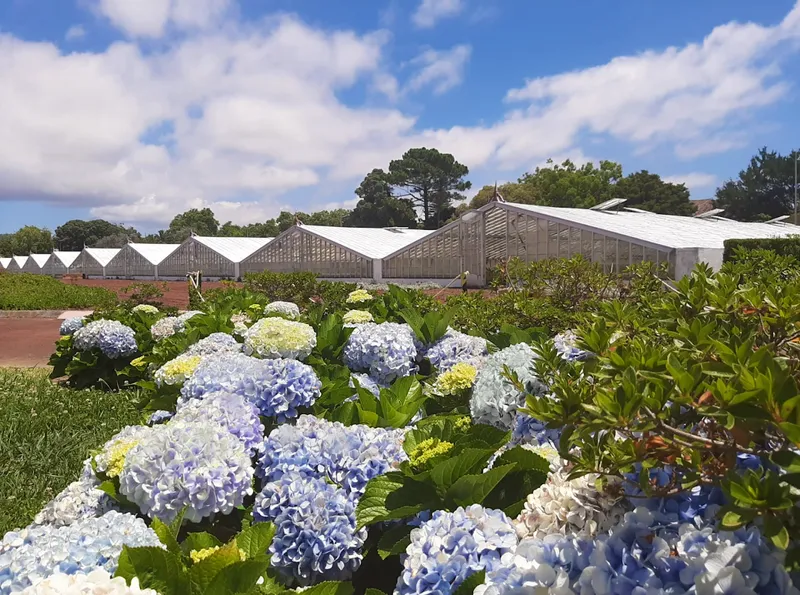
[723,236,800,262]
[120,281,167,308]
[0,272,117,310]
[243,270,320,306]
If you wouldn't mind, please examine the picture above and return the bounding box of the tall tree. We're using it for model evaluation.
[714,147,799,221]
[614,170,695,216]
[10,226,53,254]
[304,209,350,227]
[388,148,471,229]
[55,219,140,250]
[166,208,219,241]
[517,159,622,208]
[346,169,417,228]
[276,211,298,232]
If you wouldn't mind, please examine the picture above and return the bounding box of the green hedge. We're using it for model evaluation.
[723,237,800,262]
[0,272,118,310]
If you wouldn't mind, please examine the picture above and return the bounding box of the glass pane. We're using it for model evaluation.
[631,243,644,264]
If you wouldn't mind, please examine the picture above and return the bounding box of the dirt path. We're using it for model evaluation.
[0,319,61,368]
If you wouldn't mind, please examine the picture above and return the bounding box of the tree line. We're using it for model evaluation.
[2,146,795,257]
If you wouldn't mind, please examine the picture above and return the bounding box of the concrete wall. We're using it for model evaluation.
[674,247,725,279]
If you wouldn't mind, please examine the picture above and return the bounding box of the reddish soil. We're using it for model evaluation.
[0,318,61,368]
[62,278,231,308]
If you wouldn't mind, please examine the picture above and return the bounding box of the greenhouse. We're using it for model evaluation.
[0,257,9,270]
[81,248,122,278]
[240,224,433,281]
[20,253,51,274]
[103,243,181,279]
[158,235,273,279]
[6,255,28,272]
[43,251,82,276]
[383,200,799,285]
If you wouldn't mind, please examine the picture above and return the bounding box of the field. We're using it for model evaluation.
[0,369,141,534]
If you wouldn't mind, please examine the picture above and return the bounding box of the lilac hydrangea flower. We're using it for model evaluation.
[470,343,547,430]
[425,329,488,372]
[118,419,254,523]
[173,391,265,455]
[72,320,137,359]
[396,505,518,595]
[253,473,367,586]
[59,317,85,336]
[344,322,418,385]
[181,353,321,422]
[184,332,242,357]
[258,415,407,497]
[0,511,161,593]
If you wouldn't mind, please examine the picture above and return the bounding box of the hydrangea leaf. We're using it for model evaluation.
[445,463,517,508]
[298,581,355,595]
[189,540,246,592]
[429,448,496,490]
[151,517,181,554]
[236,522,276,559]
[356,472,439,528]
[453,570,486,595]
[115,546,190,595]
[377,523,414,559]
[204,559,271,595]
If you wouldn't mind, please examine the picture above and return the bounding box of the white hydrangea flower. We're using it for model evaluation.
[131,304,159,315]
[154,353,203,386]
[342,310,374,325]
[514,464,630,540]
[20,569,159,594]
[33,476,116,527]
[243,318,316,361]
[264,301,301,319]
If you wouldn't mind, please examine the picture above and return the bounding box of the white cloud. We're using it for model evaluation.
[407,44,471,95]
[94,0,231,38]
[65,25,86,41]
[412,0,464,29]
[1,1,800,226]
[663,172,718,190]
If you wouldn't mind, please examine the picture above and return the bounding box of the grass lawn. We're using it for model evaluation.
[0,368,142,534]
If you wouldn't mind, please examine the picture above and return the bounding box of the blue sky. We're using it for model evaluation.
[0,0,798,233]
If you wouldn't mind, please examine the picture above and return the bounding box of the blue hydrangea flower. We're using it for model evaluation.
[184,333,242,357]
[344,323,418,385]
[476,534,594,595]
[180,353,321,422]
[258,415,407,497]
[72,320,137,359]
[173,391,265,456]
[59,317,85,336]
[470,343,547,430]
[253,473,367,586]
[552,331,593,362]
[425,329,488,372]
[0,511,160,593]
[146,410,173,425]
[349,372,385,397]
[93,425,154,477]
[118,419,254,523]
[264,301,301,319]
[396,505,518,595]
[511,412,562,447]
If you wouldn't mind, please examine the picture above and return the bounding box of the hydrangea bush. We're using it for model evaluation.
[73,320,137,359]
[59,317,84,336]
[344,322,418,384]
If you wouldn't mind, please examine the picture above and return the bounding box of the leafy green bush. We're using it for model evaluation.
[443,292,576,336]
[121,281,168,308]
[0,272,117,310]
[724,236,800,262]
[243,271,321,305]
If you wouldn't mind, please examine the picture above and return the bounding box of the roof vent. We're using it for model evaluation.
[767,215,792,224]
[590,198,627,211]
[695,208,725,219]
[384,227,408,233]
[624,207,650,214]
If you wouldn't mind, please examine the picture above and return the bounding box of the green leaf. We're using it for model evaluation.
[429,449,495,490]
[235,522,276,559]
[169,506,187,537]
[779,422,800,445]
[445,464,516,508]
[453,571,486,595]
[771,526,790,550]
[494,446,550,473]
[189,540,245,593]
[365,590,388,595]
[204,559,271,595]
[181,532,223,556]
[356,473,439,528]
[377,523,414,559]
[151,517,181,554]
[299,581,354,595]
[115,546,189,595]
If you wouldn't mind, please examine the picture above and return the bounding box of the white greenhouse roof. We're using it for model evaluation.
[0,257,10,269]
[84,248,121,267]
[51,251,81,267]
[129,243,181,265]
[193,236,273,263]
[300,225,435,259]
[29,254,51,268]
[498,203,800,250]
[12,256,28,268]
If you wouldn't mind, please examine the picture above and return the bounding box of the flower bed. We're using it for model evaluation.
[3,273,799,595]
